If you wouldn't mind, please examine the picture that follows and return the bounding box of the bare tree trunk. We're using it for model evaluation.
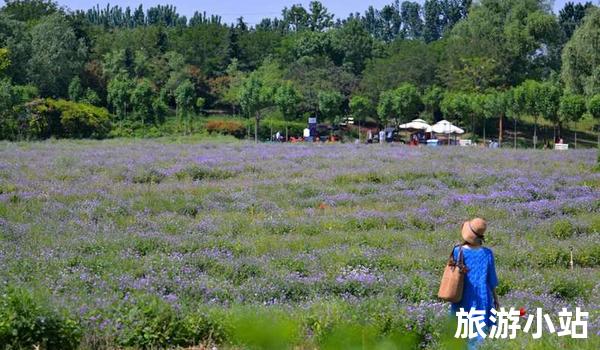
[254,113,260,144]
[482,117,486,145]
[514,117,517,149]
[471,114,475,141]
[285,123,289,142]
[498,114,503,147]
[533,118,537,149]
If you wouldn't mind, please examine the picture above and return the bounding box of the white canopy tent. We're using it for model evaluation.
[398,119,430,131]
[426,120,465,134]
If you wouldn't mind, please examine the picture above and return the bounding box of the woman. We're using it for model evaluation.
[451,218,499,348]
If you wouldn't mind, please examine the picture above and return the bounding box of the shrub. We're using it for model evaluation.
[318,323,418,350]
[396,275,431,303]
[176,165,236,181]
[205,120,246,138]
[131,168,165,184]
[115,295,179,348]
[535,246,570,268]
[228,308,301,349]
[574,244,600,267]
[177,310,227,345]
[26,98,111,139]
[132,237,166,256]
[0,287,81,350]
[495,278,514,296]
[552,219,574,239]
[52,99,111,138]
[550,279,589,301]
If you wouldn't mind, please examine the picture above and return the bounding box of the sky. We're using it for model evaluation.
[48,1,599,26]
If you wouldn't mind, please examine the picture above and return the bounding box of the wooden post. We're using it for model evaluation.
[570,247,574,270]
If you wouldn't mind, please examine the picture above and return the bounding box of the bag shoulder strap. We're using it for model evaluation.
[447,244,460,264]
[448,244,468,272]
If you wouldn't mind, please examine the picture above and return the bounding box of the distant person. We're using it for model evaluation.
[379,130,385,144]
[303,128,311,142]
[411,134,419,146]
[275,131,281,142]
[367,130,373,144]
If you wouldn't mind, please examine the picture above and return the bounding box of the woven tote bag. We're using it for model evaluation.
[437,244,468,303]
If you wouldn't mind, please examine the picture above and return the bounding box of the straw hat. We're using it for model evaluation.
[461,218,487,245]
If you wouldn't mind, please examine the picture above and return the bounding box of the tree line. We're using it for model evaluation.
[0,0,599,145]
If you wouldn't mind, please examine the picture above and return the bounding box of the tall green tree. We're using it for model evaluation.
[558,1,594,40]
[317,90,343,123]
[561,7,600,96]
[274,81,302,140]
[440,91,471,126]
[330,19,373,75]
[220,59,246,115]
[360,40,437,101]
[442,0,561,91]
[107,74,134,125]
[68,76,84,102]
[391,83,423,124]
[377,84,423,127]
[558,93,586,146]
[377,90,394,128]
[512,80,560,148]
[588,94,600,146]
[239,73,272,143]
[0,14,31,85]
[482,90,510,146]
[400,1,423,39]
[423,0,443,42]
[2,0,58,22]
[0,48,9,74]
[349,95,373,140]
[27,14,87,97]
[174,80,195,135]
[173,22,230,75]
[282,4,309,32]
[131,78,155,128]
[422,85,444,122]
[308,1,333,32]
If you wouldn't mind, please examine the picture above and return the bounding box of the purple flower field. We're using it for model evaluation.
[0,139,599,349]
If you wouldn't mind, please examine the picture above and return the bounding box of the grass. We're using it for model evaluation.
[0,139,598,349]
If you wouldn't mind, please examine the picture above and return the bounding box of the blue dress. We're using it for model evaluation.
[450,245,499,327]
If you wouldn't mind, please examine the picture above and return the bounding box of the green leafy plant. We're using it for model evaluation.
[0,287,81,350]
